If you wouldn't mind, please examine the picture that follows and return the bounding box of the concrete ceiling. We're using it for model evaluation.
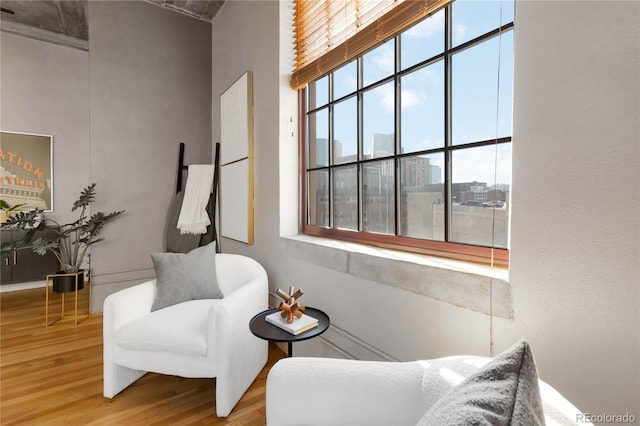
[0,0,224,50]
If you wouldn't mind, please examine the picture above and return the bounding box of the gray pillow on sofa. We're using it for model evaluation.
[151,241,223,311]
[418,340,545,426]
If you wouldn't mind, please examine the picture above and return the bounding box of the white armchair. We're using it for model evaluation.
[103,253,268,417]
[267,355,589,425]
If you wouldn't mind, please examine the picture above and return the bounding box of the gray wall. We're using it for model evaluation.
[88,1,212,310]
[211,0,639,418]
[1,1,212,309]
[0,32,91,225]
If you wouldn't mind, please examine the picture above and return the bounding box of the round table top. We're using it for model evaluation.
[249,307,330,343]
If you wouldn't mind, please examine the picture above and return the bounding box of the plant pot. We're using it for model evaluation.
[52,270,85,293]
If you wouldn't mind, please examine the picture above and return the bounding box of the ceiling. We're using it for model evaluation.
[0,0,225,49]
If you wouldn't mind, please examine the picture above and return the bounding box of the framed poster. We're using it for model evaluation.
[0,131,53,212]
[220,71,254,244]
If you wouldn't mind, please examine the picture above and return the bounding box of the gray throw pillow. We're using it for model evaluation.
[418,340,545,426]
[151,242,223,311]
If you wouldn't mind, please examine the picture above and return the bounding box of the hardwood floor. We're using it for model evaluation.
[1,287,286,425]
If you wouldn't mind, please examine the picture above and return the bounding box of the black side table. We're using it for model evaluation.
[249,307,330,357]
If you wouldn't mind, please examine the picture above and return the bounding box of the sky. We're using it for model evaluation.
[311,0,515,187]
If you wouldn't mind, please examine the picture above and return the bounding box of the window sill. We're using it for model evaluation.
[280,234,512,319]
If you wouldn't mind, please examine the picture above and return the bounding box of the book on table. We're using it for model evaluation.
[265,311,318,335]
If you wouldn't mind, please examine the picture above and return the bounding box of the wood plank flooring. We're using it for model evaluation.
[1,287,286,425]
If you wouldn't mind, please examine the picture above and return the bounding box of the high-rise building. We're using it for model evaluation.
[429,165,442,184]
[370,133,394,157]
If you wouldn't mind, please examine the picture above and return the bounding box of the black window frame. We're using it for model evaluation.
[300,4,514,266]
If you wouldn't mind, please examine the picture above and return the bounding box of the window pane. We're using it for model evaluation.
[452,0,514,47]
[363,160,395,234]
[452,31,513,145]
[363,39,395,87]
[399,154,444,241]
[333,165,358,230]
[303,1,514,256]
[333,61,357,100]
[333,96,358,164]
[400,61,444,154]
[363,82,395,159]
[450,144,511,248]
[308,108,329,167]
[308,75,328,110]
[307,169,329,227]
[401,9,444,70]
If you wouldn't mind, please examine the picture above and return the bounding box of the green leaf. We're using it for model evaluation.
[1,184,125,271]
[0,200,24,212]
[0,200,24,211]
[1,210,44,230]
[31,238,58,256]
[72,183,96,212]
[83,210,125,236]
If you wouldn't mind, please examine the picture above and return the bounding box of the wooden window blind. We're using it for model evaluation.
[291,0,453,90]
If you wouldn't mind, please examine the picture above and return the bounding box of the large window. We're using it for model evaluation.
[302,0,514,265]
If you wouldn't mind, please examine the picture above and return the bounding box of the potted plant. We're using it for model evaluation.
[0,183,125,292]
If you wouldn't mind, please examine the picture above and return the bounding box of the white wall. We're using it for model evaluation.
[0,32,91,225]
[211,0,639,419]
[506,0,639,417]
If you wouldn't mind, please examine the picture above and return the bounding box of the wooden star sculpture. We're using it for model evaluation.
[276,286,306,323]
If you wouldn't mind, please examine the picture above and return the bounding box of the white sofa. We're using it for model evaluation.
[103,253,268,417]
[266,354,590,425]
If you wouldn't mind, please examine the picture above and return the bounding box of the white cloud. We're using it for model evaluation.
[450,8,468,44]
[451,144,511,185]
[336,75,357,94]
[418,139,511,186]
[414,138,445,152]
[409,66,441,84]
[380,85,395,112]
[404,11,444,39]
[373,43,395,74]
[401,62,443,89]
[453,23,467,43]
[401,89,423,109]
[378,85,424,113]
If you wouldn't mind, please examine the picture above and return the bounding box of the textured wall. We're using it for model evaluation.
[0,32,90,225]
[88,1,212,310]
[211,0,639,418]
[507,0,639,417]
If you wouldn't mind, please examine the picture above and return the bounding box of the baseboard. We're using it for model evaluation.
[6,280,397,362]
[0,280,46,292]
[320,324,398,361]
[90,267,155,313]
[90,267,155,286]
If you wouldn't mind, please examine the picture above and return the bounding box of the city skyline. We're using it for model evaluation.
[306,0,514,248]
[310,0,514,186]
